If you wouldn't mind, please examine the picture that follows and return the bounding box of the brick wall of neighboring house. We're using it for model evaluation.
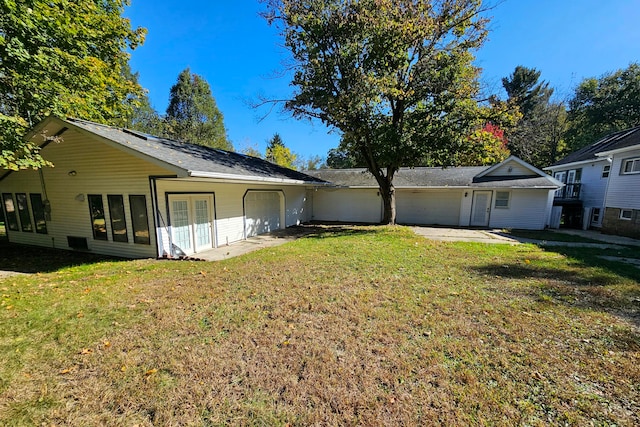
[602,208,640,239]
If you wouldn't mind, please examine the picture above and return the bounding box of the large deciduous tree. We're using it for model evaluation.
[165,68,233,150]
[565,63,640,151]
[263,0,493,224]
[0,0,146,170]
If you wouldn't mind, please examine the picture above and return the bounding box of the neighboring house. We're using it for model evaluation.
[0,116,327,258]
[544,125,640,238]
[306,156,561,230]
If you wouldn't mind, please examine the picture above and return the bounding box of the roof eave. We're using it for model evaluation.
[187,170,329,186]
[543,157,610,170]
[595,144,640,157]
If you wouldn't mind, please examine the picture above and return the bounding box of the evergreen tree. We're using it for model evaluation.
[165,68,232,150]
[502,66,566,168]
[265,133,296,169]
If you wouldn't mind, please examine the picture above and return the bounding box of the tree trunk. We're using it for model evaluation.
[379,178,396,225]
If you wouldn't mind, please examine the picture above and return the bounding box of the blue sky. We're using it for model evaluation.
[125,0,640,159]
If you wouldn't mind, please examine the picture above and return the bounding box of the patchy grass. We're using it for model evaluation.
[0,226,638,426]
[503,229,604,243]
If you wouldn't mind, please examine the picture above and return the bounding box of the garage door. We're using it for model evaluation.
[244,191,283,238]
[396,190,462,225]
[312,189,381,223]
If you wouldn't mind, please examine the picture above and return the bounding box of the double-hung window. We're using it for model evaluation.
[622,158,640,174]
[494,191,510,209]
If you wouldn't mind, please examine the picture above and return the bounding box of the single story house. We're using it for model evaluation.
[1,117,562,259]
[544,125,640,238]
[305,156,562,229]
[0,116,327,258]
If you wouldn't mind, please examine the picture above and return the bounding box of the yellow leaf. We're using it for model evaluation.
[80,348,93,355]
[145,368,157,376]
[103,340,111,348]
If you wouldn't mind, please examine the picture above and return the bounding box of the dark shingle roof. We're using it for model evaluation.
[66,118,326,184]
[550,126,640,167]
[306,167,559,189]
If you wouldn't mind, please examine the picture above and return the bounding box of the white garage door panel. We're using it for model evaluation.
[313,189,381,223]
[245,191,282,237]
[396,190,461,225]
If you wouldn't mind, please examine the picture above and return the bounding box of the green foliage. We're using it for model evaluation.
[296,154,325,170]
[502,66,566,168]
[0,0,146,170]
[265,0,496,224]
[502,66,553,116]
[241,144,264,159]
[456,123,510,166]
[326,148,365,168]
[566,63,640,151]
[165,68,233,150]
[265,133,297,169]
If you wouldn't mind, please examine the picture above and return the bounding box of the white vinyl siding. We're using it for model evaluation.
[0,128,168,258]
[489,189,550,229]
[485,160,532,176]
[396,190,462,225]
[605,148,640,210]
[311,188,381,223]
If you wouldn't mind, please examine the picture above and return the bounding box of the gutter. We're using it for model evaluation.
[187,170,330,186]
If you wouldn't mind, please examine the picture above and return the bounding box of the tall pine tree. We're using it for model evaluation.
[165,68,232,150]
[502,66,566,168]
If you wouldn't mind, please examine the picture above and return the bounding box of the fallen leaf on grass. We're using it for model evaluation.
[59,367,76,375]
[145,369,157,376]
[80,348,93,355]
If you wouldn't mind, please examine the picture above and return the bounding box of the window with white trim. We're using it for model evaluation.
[591,208,601,224]
[620,209,633,220]
[621,158,640,174]
[494,191,510,209]
[601,165,610,178]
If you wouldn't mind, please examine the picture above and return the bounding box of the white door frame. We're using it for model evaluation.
[168,193,216,255]
[470,190,492,227]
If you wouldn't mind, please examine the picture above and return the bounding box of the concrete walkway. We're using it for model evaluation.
[191,226,318,261]
[411,227,520,244]
[411,226,640,249]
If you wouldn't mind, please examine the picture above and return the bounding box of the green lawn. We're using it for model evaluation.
[1,226,638,425]
[503,229,604,243]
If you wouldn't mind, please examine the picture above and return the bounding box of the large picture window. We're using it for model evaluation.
[129,195,150,245]
[108,195,128,242]
[2,193,19,231]
[30,194,48,234]
[16,193,33,232]
[88,195,108,240]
